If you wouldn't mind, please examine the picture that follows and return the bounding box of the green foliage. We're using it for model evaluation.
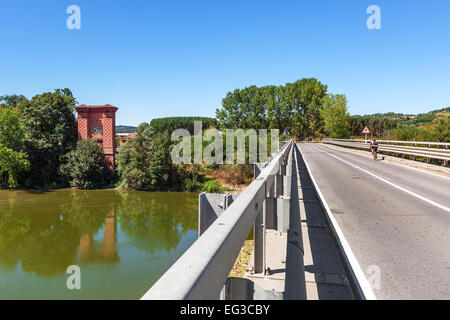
[60,139,106,190]
[117,123,173,191]
[150,117,219,135]
[390,128,417,141]
[428,116,450,142]
[202,179,224,193]
[321,94,351,139]
[0,108,24,151]
[0,95,26,109]
[349,115,398,138]
[216,78,327,140]
[178,164,202,192]
[0,145,30,188]
[330,123,351,139]
[19,89,78,188]
[349,107,449,141]
[0,108,30,188]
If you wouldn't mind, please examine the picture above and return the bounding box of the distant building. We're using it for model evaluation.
[75,104,118,172]
[117,131,137,146]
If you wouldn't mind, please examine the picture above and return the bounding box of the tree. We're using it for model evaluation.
[0,108,29,188]
[266,85,288,132]
[150,117,218,135]
[321,94,351,139]
[19,89,77,188]
[60,139,106,189]
[215,78,327,140]
[0,95,26,109]
[0,108,24,151]
[0,145,30,188]
[298,78,328,139]
[117,123,173,191]
[216,89,245,129]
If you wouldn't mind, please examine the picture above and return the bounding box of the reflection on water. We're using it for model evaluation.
[0,190,198,299]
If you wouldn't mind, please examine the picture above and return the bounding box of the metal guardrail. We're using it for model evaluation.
[323,139,450,166]
[328,138,450,147]
[141,140,294,300]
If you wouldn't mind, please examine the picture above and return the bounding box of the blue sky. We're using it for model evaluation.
[0,0,449,126]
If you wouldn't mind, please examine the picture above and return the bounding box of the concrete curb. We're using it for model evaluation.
[297,144,377,300]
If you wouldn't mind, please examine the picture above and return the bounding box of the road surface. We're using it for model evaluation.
[297,143,450,299]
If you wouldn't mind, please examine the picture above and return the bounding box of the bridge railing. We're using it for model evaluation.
[141,140,294,300]
[323,138,450,166]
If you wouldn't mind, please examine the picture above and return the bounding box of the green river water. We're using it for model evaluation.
[0,189,198,299]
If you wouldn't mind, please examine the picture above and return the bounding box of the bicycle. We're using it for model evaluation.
[371,147,378,160]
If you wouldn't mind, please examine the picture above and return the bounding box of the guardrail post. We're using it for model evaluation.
[275,158,284,197]
[198,193,236,237]
[254,182,266,274]
[276,146,293,233]
[265,175,277,230]
[254,163,265,179]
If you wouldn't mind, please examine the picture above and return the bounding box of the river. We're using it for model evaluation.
[0,189,198,299]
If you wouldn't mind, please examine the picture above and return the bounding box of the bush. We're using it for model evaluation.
[215,164,253,186]
[117,123,173,191]
[60,139,106,189]
[202,179,222,193]
[330,122,351,139]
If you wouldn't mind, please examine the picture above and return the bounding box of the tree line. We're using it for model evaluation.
[0,90,78,189]
[216,79,449,142]
[350,110,449,142]
[216,78,332,140]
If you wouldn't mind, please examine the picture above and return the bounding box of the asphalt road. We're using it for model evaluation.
[297,143,450,300]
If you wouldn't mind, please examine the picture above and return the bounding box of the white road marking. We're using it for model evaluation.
[321,143,450,181]
[298,144,377,300]
[310,145,450,213]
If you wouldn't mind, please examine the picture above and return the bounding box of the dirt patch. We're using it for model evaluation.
[229,240,254,278]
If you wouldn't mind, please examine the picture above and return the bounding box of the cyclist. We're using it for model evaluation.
[370,138,379,160]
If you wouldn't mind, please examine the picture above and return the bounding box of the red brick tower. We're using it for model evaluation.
[75,104,118,172]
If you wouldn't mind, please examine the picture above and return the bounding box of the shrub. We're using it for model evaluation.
[60,139,106,189]
[215,164,253,186]
[117,123,173,191]
[202,179,222,193]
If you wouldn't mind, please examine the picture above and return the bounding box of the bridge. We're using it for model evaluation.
[141,140,450,300]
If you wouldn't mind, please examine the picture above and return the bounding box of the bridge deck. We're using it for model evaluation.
[298,143,450,299]
[243,144,354,299]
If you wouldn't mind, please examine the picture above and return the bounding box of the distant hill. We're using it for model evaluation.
[350,107,449,141]
[150,117,219,135]
[353,107,449,129]
[116,125,138,134]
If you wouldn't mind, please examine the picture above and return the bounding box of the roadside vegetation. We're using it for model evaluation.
[349,108,449,142]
